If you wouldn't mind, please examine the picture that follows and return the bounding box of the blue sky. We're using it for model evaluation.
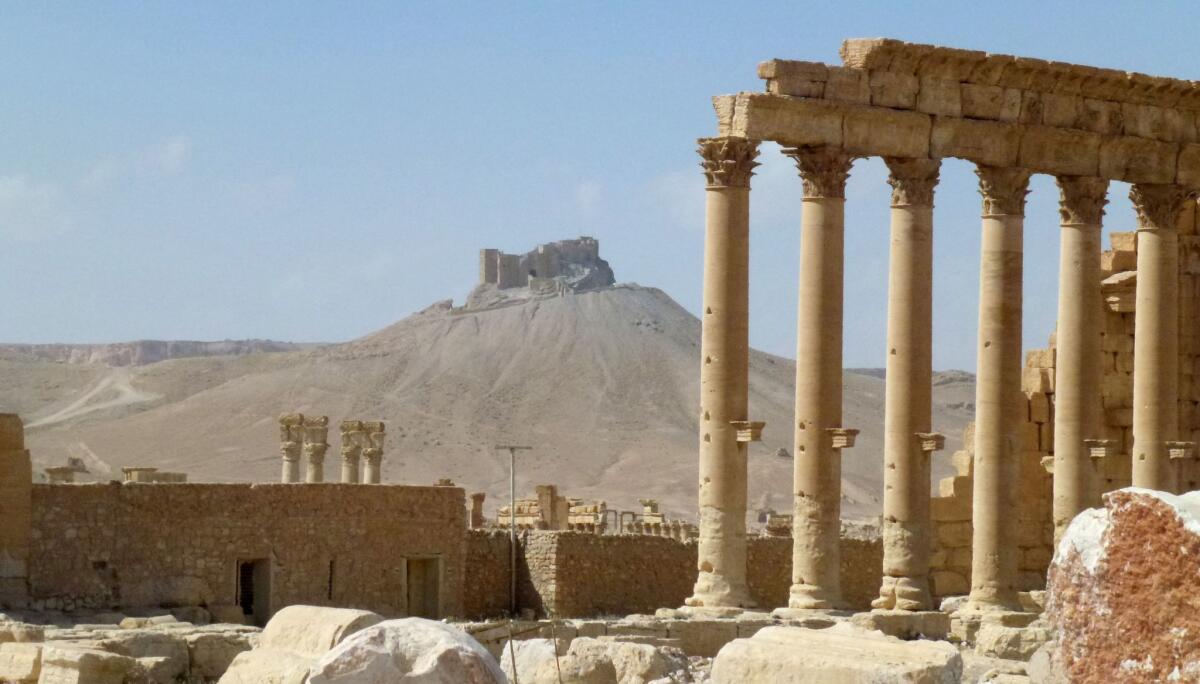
[0,2,1194,370]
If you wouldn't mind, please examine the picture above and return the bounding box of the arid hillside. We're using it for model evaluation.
[0,284,975,521]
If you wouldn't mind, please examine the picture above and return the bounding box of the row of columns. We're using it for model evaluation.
[279,415,386,484]
[688,136,1195,614]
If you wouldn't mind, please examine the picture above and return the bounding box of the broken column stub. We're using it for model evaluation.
[303,415,330,484]
[360,421,385,484]
[339,420,363,484]
[0,414,30,608]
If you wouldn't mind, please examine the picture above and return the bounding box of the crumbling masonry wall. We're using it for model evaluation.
[929,203,1200,598]
[463,527,882,619]
[27,483,466,618]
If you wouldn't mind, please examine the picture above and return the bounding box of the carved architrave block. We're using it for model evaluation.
[827,427,859,450]
[731,420,766,443]
[916,432,946,452]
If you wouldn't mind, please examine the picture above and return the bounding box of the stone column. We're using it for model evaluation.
[874,157,942,611]
[787,145,856,610]
[1052,177,1108,541]
[470,492,486,529]
[685,136,759,611]
[279,414,303,484]
[361,421,386,484]
[967,166,1031,612]
[0,414,31,608]
[1131,184,1189,491]
[339,420,362,484]
[303,415,329,484]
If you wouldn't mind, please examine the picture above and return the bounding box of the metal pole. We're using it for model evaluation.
[496,445,532,617]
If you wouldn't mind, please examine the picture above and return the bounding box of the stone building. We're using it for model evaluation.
[690,37,1200,618]
[475,237,615,294]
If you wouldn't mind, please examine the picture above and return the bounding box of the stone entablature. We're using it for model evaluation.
[717,39,1200,187]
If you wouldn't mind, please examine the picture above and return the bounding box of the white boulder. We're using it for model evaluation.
[308,617,507,684]
[218,605,383,684]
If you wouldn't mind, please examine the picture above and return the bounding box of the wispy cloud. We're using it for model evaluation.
[0,175,73,242]
[145,135,193,175]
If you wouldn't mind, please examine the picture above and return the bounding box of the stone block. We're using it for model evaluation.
[37,646,137,684]
[1077,98,1124,135]
[732,94,844,147]
[1101,249,1137,272]
[571,621,608,639]
[960,83,1020,121]
[850,610,950,640]
[842,106,930,158]
[1025,348,1055,369]
[931,571,969,598]
[916,77,961,117]
[760,60,828,98]
[1122,103,1171,140]
[1109,231,1137,252]
[1040,92,1080,128]
[823,67,870,105]
[1106,407,1134,427]
[932,495,971,524]
[952,450,973,475]
[185,630,255,679]
[735,620,773,638]
[710,624,962,683]
[1177,142,1200,188]
[868,70,918,109]
[936,522,972,547]
[0,623,43,643]
[97,630,188,677]
[1098,135,1178,184]
[1012,123,1099,175]
[1028,393,1050,424]
[0,642,40,683]
[1022,367,1052,394]
[665,619,737,657]
[975,623,1052,661]
[930,117,1020,168]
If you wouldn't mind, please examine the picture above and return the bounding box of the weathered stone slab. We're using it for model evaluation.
[711,623,961,683]
[1048,488,1200,682]
[850,609,950,641]
[37,646,137,684]
[0,642,40,683]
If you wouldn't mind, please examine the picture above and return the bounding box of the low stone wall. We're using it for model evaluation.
[478,525,883,618]
[28,483,466,620]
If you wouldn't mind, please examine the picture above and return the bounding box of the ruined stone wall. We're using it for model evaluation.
[929,207,1200,599]
[27,483,466,618]
[0,416,31,608]
[485,527,882,618]
[463,529,512,619]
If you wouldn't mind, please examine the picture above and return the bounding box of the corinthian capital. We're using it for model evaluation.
[698,137,760,189]
[784,146,854,199]
[1056,176,1108,226]
[976,165,1032,216]
[884,157,940,207]
[1129,183,1192,230]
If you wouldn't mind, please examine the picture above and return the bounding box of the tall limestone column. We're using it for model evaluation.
[340,420,363,484]
[786,145,857,610]
[685,136,759,610]
[874,157,942,611]
[1131,184,1189,491]
[303,415,329,484]
[1052,177,1108,541]
[279,414,303,484]
[967,166,1031,612]
[0,414,31,608]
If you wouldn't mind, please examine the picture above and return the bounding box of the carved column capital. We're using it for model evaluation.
[280,441,301,462]
[976,165,1032,216]
[361,447,382,465]
[698,137,760,189]
[1056,176,1108,225]
[784,146,854,199]
[304,443,328,461]
[340,445,361,463]
[1129,183,1192,230]
[884,157,940,207]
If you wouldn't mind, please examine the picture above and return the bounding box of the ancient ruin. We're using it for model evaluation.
[6,34,1200,683]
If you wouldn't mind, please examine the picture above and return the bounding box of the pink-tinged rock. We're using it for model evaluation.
[1047,488,1200,683]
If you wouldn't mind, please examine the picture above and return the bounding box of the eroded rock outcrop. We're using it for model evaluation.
[1048,488,1200,682]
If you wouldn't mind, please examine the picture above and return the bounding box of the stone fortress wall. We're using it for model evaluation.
[477,236,614,292]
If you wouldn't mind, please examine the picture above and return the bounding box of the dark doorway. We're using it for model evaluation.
[237,559,271,626]
[406,557,441,619]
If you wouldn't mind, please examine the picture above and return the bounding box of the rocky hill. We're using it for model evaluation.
[0,283,975,522]
[0,339,308,367]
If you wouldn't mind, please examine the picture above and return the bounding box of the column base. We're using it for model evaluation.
[851,609,949,640]
[686,572,756,611]
[786,583,843,610]
[962,588,1023,614]
[871,575,933,612]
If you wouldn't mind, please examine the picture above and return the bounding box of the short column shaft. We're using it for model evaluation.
[1131,184,1188,491]
[875,157,940,611]
[687,137,759,609]
[968,165,1030,611]
[1052,177,1108,541]
[787,146,853,610]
